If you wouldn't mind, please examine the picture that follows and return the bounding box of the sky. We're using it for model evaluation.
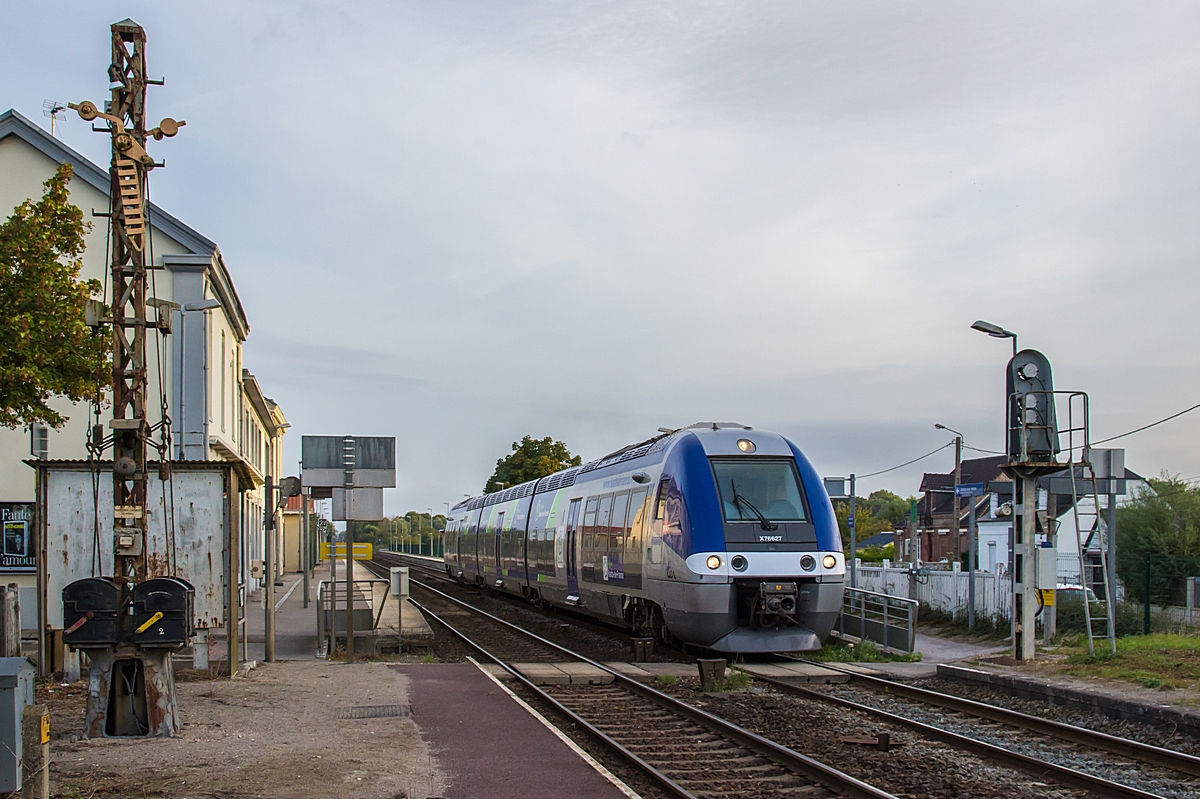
[3,2,1199,514]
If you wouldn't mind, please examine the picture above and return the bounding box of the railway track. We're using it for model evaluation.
[406,577,899,799]
[372,552,1194,798]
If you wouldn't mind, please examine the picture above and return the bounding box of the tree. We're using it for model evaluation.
[865,489,909,525]
[833,503,894,553]
[0,163,107,428]
[485,435,581,493]
[1115,475,1200,606]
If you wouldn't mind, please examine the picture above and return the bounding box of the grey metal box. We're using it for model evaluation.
[0,657,34,791]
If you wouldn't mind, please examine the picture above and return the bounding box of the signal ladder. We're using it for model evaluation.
[1069,458,1117,656]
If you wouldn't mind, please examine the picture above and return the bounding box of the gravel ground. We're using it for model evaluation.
[914,677,1200,755]
[813,682,1199,799]
[662,679,1084,799]
[43,661,445,799]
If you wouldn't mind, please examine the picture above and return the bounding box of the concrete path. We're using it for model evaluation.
[913,631,1008,664]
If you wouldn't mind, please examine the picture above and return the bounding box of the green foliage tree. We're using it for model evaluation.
[1115,475,1200,606]
[865,489,909,525]
[833,503,895,553]
[0,163,107,428]
[485,435,581,493]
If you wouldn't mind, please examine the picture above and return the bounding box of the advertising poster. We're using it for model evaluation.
[0,503,35,572]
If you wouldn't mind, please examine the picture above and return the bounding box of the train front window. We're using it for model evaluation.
[711,460,807,523]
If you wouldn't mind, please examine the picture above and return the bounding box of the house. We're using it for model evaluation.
[895,456,1009,565]
[0,109,286,648]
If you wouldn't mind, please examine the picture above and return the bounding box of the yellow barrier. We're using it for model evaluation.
[320,542,374,560]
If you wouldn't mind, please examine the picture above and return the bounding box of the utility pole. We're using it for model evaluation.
[63,19,186,738]
[302,488,310,609]
[847,475,857,588]
[343,436,355,662]
[264,475,276,662]
[952,436,962,565]
[967,492,978,630]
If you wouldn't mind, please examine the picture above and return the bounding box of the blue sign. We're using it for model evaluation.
[955,482,986,497]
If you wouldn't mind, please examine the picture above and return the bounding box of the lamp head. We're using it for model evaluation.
[971,320,1013,339]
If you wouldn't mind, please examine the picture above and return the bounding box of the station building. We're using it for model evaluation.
[0,108,286,653]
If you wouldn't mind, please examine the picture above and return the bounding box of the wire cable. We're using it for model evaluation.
[1093,402,1200,445]
[858,441,955,479]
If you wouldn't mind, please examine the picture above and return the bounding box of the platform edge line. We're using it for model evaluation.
[467,656,642,799]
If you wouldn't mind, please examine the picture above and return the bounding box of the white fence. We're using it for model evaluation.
[854,562,1013,623]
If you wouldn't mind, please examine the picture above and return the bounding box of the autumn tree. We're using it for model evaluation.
[485,435,581,493]
[0,163,107,428]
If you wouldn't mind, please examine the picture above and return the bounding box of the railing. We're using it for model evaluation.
[316,578,389,654]
[835,586,918,653]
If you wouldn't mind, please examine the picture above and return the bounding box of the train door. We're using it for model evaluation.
[494,511,504,583]
[625,488,648,589]
[565,498,581,602]
[606,491,629,584]
[581,498,599,583]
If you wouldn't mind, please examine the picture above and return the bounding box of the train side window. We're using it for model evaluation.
[610,491,629,551]
[627,488,648,555]
[582,497,598,552]
[655,478,669,520]
[596,494,614,556]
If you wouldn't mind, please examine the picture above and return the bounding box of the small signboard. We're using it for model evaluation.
[0,503,35,572]
[320,542,374,561]
[955,482,986,498]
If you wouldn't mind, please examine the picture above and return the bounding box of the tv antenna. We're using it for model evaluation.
[42,100,67,138]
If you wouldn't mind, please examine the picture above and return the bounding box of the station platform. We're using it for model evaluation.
[391,661,634,799]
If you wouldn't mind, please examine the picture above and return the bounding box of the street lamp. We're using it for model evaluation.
[970,320,1018,356]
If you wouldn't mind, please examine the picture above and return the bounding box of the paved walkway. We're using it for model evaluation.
[913,631,1008,664]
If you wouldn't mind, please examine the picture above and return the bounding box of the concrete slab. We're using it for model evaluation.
[556,662,615,685]
[764,663,851,683]
[605,662,655,682]
[626,662,702,678]
[741,663,807,678]
[851,661,940,680]
[391,663,630,799]
[512,663,572,685]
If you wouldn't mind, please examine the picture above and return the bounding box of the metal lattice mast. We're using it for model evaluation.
[108,21,150,583]
[71,20,184,581]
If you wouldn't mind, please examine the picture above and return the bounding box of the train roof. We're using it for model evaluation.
[452,422,759,512]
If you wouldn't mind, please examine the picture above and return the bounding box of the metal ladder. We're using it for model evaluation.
[1069,459,1117,655]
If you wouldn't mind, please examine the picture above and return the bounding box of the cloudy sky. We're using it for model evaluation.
[3,2,1198,513]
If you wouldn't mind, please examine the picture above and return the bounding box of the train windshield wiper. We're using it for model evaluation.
[731,481,778,531]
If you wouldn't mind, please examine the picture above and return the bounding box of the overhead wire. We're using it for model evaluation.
[858,441,955,479]
[1093,402,1200,445]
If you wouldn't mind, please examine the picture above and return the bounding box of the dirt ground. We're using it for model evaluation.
[41,660,447,799]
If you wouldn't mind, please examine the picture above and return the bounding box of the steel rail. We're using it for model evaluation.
[797,659,1200,778]
[751,672,1167,799]
[409,597,696,799]
[411,579,899,799]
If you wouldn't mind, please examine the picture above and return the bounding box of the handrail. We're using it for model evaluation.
[836,586,918,653]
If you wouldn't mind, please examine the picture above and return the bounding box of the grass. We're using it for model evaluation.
[655,674,678,688]
[808,638,922,663]
[712,669,751,692]
[1043,632,1200,691]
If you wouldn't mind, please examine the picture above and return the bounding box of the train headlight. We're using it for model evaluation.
[800,555,815,571]
[731,555,748,572]
[822,555,837,570]
[737,439,756,453]
[706,555,722,570]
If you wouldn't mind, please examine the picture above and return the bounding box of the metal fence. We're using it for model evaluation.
[855,563,1012,624]
[836,586,918,653]
[316,578,389,654]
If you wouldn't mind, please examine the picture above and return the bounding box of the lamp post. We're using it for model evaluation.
[971,320,1018,357]
[934,424,964,566]
[937,424,978,630]
[973,320,1037,660]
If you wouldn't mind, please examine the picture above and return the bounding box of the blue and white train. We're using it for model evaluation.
[443,423,844,653]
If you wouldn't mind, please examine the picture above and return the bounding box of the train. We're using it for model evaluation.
[442,422,844,653]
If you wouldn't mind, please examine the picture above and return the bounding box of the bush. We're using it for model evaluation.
[1052,598,1194,638]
